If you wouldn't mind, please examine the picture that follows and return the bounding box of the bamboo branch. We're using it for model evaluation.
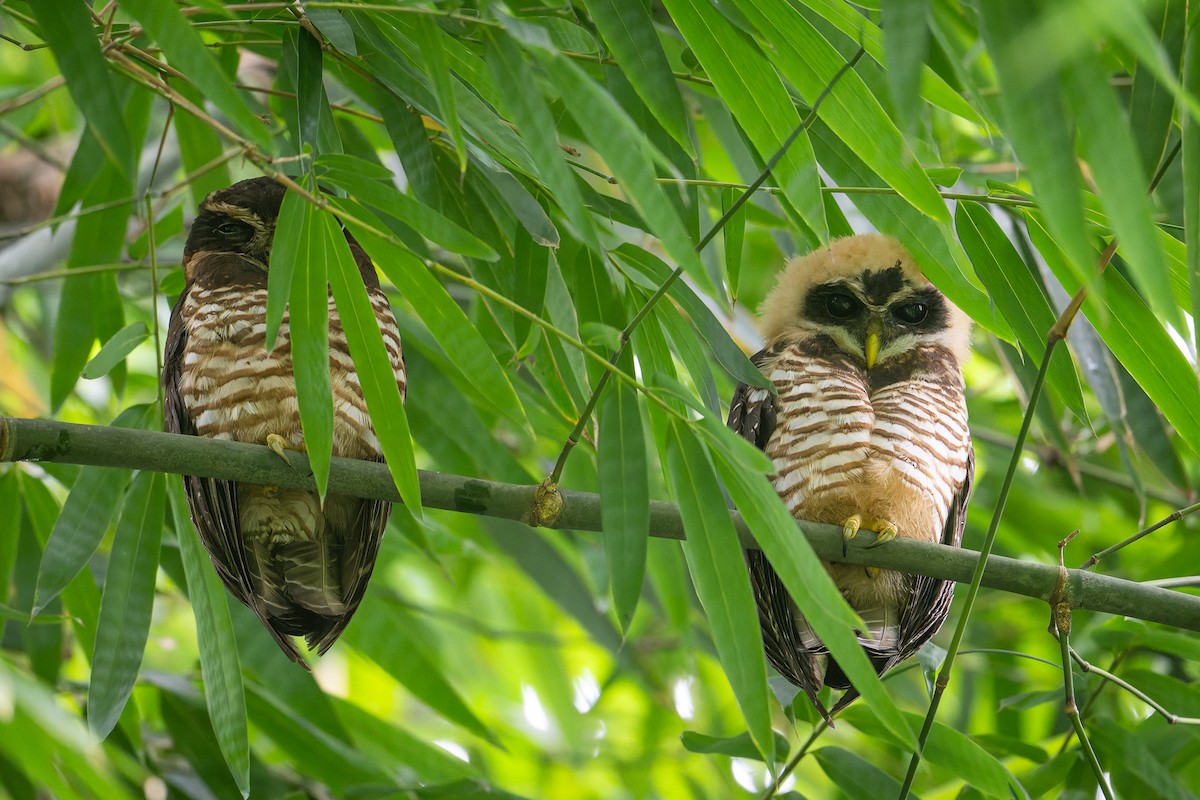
[3,416,1200,631]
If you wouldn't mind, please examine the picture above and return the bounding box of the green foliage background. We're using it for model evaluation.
[1,1,1199,798]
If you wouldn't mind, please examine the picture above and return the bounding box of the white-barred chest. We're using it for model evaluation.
[177,286,405,460]
[764,350,969,521]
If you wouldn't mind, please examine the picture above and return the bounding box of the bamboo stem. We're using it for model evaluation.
[3,416,1200,631]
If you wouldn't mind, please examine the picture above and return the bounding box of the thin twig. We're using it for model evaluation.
[1069,647,1200,725]
[759,723,826,800]
[1080,500,1200,571]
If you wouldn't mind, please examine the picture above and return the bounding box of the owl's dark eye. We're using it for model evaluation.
[894,302,929,324]
[825,293,859,320]
[215,220,251,238]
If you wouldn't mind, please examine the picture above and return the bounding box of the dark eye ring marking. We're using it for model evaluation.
[215,220,251,238]
[825,292,860,320]
[893,302,929,324]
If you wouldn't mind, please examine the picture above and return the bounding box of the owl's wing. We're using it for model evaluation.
[729,349,835,724]
[896,446,975,662]
[162,287,307,666]
[307,470,392,655]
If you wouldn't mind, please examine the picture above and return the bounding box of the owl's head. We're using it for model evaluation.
[183,177,285,274]
[759,234,971,368]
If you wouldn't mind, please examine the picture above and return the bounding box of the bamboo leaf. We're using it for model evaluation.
[613,244,769,388]
[732,0,949,223]
[33,406,151,615]
[291,197,334,500]
[1027,214,1200,457]
[666,420,774,764]
[815,747,906,799]
[979,2,1096,289]
[169,480,250,798]
[325,210,422,516]
[89,470,166,739]
[119,0,274,150]
[535,50,708,285]
[28,1,133,177]
[342,602,499,747]
[881,0,931,138]
[598,362,650,633]
[721,188,746,302]
[955,202,1088,422]
[1185,1,1200,349]
[81,322,148,380]
[663,0,827,240]
[334,199,530,432]
[585,0,694,155]
[414,16,467,173]
[1065,54,1177,331]
[316,157,498,260]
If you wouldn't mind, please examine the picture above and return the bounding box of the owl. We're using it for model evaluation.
[163,177,405,666]
[727,234,973,722]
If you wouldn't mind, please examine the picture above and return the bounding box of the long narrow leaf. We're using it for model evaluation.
[324,210,422,515]
[598,365,650,633]
[89,470,166,739]
[666,420,774,763]
[170,481,250,798]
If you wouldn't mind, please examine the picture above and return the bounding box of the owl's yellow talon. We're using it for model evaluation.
[864,566,880,579]
[842,514,862,557]
[866,521,899,549]
[266,433,291,465]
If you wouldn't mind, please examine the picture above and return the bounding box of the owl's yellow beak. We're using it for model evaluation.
[865,318,882,369]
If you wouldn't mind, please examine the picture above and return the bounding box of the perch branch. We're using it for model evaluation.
[3,416,1200,632]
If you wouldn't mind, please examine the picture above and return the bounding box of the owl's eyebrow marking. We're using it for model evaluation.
[859,265,906,305]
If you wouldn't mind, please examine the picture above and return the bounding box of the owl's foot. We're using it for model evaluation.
[865,520,899,549]
[842,514,863,557]
[266,433,291,465]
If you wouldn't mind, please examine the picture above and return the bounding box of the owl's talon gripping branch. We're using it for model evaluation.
[866,521,899,549]
[842,513,863,557]
[266,433,291,465]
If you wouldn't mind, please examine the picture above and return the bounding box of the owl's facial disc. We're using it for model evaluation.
[803,265,951,367]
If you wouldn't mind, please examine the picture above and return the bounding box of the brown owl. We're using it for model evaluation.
[727,234,973,722]
[163,177,404,666]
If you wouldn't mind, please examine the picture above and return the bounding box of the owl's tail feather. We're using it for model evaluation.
[275,541,347,617]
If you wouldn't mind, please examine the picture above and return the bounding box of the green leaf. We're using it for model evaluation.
[1185,4,1200,349]
[478,165,559,248]
[709,442,914,749]
[536,51,708,286]
[243,680,389,793]
[28,1,133,177]
[955,202,1087,422]
[304,4,357,55]
[334,199,529,432]
[665,420,774,764]
[585,0,693,155]
[1128,0,1184,177]
[1027,213,1200,457]
[325,210,422,516]
[33,406,151,614]
[979,2,1095,288]
[732,0,949,223]
[613,244,769,388]
[598,363,650,633]
[89,470,166,739]
[315,158,498,260]
[169,480,250,798]
[294,207,334,501]
[119,0,274,150]
[662,0,827,240]
[814,747,907,799]
[415,16,467,173]
[81,322,148,380]
[882,0,930,138]
[721,188,746,302]
[914,713,1019,799]
[342,601,499,747]
[680,730,790,762]
[1065,54,1177,331]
